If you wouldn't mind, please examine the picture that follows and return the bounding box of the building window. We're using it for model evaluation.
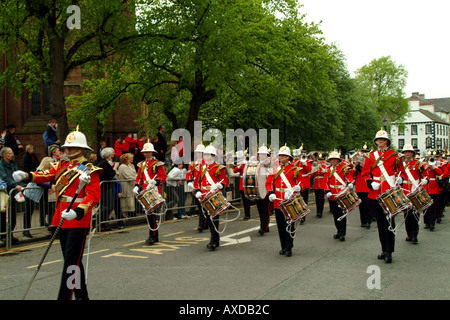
[426,137,432,149]
[411,125,417,135]
[437,139,442,148]
[426,124,432,134]
[398,139,405,149]
[31,83,51,117]
[411,138,418,148]
[398,128,404,136]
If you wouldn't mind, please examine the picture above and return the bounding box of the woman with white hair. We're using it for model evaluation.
[97,147,116,231]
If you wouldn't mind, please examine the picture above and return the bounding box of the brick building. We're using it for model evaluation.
[1,54,141,165]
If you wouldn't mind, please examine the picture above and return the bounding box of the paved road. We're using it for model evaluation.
[1,197,449,302]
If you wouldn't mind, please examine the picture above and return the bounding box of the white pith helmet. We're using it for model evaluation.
[195,144,205,153]
[62,126,93,151]
[204,145,217,156]
[373,128,391,147]
[141,142,157,153]
[278,144,292,158]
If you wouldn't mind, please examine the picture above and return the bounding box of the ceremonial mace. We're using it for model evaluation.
[22,169,90,300]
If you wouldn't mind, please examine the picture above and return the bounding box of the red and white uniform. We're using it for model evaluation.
[361,149,403,199]
[421,163,443,195]
[324,162,353,200]
[312,162,328,190]
[399,158,423,195]
[265,162,302,209]
[135,158,167,193]
[30,156,102,229]
[194,162,229,197]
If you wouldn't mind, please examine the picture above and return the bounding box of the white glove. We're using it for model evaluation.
[347,183,354,190]
[268,193,276,202]
[214,183,223,190]
[396,177,403,185]
[371,181,380,190]
[146,180,157,190]
[195,191,202,199]
[284,190,291,200]
[61,209,77,221]
[187,182,194,189]
[326,192,332,199]
[133,186,140,195]
[421,179,429,186]
[292,185,301,192]
[13,170,27,183]
[79,173,91,186]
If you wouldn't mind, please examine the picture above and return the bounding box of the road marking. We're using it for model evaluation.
[221,223,276,246]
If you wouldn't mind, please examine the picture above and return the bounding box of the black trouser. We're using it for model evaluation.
[404,208,419,238]
[240,191,251,217]
[207,215,219,245]
[357,192,371,225]
[314,189,324,215]
[275,209,294,251]
[329,200,346,236]
[58,228,89,300]
[256,196,270,231]
[424,194,438,227]
[369,198,395,253]
[146,214,159,239]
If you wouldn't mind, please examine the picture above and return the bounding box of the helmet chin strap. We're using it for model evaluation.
[67,148,83,159]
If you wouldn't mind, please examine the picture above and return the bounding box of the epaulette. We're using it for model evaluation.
[85,162,103,174]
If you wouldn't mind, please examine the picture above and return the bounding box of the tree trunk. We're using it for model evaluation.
[48,34,69,142]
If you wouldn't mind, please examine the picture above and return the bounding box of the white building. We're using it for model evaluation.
[390,92,450,157]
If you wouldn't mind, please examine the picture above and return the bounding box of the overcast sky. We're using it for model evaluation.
[299,0,450,99]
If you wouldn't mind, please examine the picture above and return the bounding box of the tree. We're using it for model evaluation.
[354,56,409,126]
[0,0,137,140]
[69,0,338,144]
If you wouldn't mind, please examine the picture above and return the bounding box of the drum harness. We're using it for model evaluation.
[402,161,428,224]
[375,152,409,234]
[200,167,240,235]
[142,162,167,232]
[274,167,303,238]
[330,166,355,222]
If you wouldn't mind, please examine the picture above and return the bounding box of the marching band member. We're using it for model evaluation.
[351,145,372,229]
[193,145,229,251]
[255,145,272,235]
[324,150,354,241]
[421,151,444,231]
[233,150,252,220]
[399,144,424,243]
[186,144,206,232]
[293,146,312,224]
[361,129,403,263]
[311,153,328,218]
[266,145,302,257]
[13,128,102,300]
[133,142,167,245]
[434,150,449,225]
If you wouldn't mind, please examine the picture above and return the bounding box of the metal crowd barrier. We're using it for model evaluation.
[1,177,242,249]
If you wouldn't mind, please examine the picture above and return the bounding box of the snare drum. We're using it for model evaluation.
[407,186,433,213]
[243,162,267,201]
[377,185,412,217]
[336,187,362,213]
[200,189,231,218]
[137,188,165,214]
[279,192,311,224]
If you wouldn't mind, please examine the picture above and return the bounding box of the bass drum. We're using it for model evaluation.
[243,162,268,201]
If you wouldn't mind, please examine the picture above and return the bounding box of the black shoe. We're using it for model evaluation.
[429,225,435,231]
[258,228,264,236]
[145,237,158,245]
[300,218,305,225]
[207,242,217,251]
[243,215,250,220]
[406,237,412,242]
[377,252,387,260]
[285,249,292,257]
[339,236,345,241]
[412,237,418,244]
[384,252,392,263]
[279,249,286,255]
[316,213,322,218]
[22,231,33,238]
[333,233,340,239]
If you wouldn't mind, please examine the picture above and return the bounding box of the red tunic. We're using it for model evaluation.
[30,157,102,229]
[135,158,167,193]
[324,162,353,201]
[265,162,302,209]
[399,159,423,195]
[421,164,443,195]
[311,163,329,190]
[361,149,403,200]
[193,162,229,198]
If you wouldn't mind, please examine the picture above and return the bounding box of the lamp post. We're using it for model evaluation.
[383,117,388,131]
